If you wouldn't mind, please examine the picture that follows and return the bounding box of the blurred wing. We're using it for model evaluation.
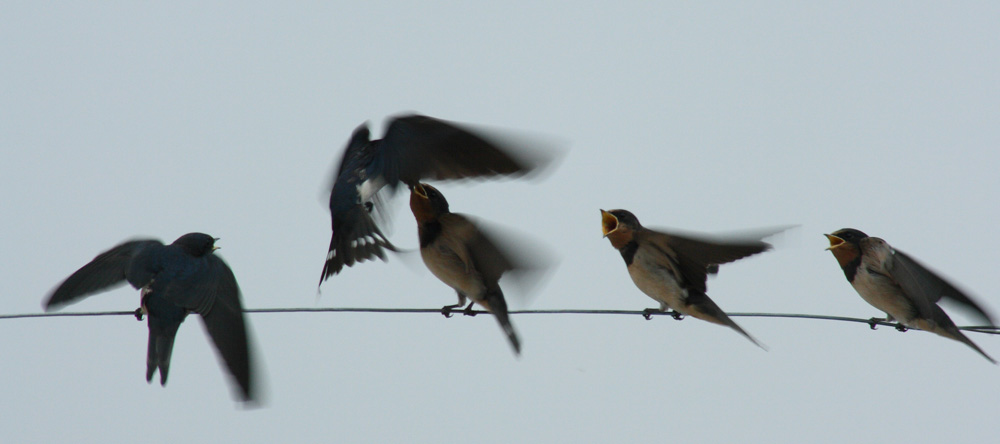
[333,123,372,179]
[45,240,161,311]
[445,214,553,298]
[642,229,771,293]
[888,249,995,326]
[168,254,255,402]
[320,200,397,283]
[378,114,536,187]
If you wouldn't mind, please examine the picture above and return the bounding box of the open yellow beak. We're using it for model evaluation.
[413,183,428,198]
[824,234,844,251]
[600,210,618,237]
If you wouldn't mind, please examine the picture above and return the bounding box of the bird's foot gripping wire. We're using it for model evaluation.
[894,324,909,333]
[462,303,478,317]
[867,317,887,330]
[641,308,684,320]
[440,304,462,318]
[133,307,145,321]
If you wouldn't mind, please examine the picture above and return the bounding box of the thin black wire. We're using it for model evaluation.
[1,307,997,335]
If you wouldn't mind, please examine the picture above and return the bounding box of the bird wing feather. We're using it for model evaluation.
[888,248,995,327]
[45,239,162,311]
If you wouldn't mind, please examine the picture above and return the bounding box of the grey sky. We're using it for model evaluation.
[2,2,999,442]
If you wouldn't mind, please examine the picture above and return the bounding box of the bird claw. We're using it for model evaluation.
[133,308,144,321]
[894,324,909,332]
[462,305,478,317]
[669,311,685,321]
[867,319,878,330]
[641,308,657,320]
[440,306,454,318]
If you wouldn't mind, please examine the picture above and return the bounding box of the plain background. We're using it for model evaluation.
[2,2,998,442]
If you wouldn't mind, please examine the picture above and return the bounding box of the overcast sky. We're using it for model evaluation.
[3,2,999,442]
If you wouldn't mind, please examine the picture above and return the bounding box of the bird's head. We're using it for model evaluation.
[824,228,867,267]
[409,183,450,222]
[173,233,220,257]
[601,209,640,249]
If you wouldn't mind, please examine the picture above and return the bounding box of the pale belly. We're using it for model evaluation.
[627,253,690,314]
[421,244,486,300]
[851,268,917,325]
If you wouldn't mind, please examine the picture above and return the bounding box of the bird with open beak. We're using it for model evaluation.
[600,209,774,348]
[409,183,535,355]
[825,228,996,363]
[320,114,550,287]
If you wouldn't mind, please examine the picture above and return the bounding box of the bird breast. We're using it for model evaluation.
[851,262,917,325]
[421,242,487,301]
[627,248,687,309]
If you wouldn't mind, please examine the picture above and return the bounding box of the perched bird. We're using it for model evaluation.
[825,228,996,363]
[320,114,548,285]
[600,209,773,348]
[45,233,257,402]
[409,183,533,355]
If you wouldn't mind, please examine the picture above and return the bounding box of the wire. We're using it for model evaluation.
[2,307,997,335]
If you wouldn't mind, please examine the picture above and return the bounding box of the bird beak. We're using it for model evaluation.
[824,234,844,251]
[213,237,221,251]
[600,210,618,238]
[413,183,428,198]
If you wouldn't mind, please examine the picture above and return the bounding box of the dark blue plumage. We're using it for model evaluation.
[45,233,256,402]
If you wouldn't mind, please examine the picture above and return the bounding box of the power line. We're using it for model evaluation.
[1,307,997,335]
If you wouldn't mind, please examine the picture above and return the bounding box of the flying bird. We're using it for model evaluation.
[320,114,549,286]
[409,183,542,355]
[45,233,257,402]
[825,228,996,363]
[601,209,774,348]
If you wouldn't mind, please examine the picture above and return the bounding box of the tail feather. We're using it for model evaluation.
[929,307,996,364]
[688,292,766,350]
[938,326,996,364]
[485,289,521,355]
[146,319,182,386]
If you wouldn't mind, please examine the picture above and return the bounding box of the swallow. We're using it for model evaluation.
[601,209,773,348]
[45,233,257,402]
[825,228,996,363]
[320,114,549,285]
[409,183,532,355]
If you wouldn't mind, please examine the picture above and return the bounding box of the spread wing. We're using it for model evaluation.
[641,229,771,293]
[45,240,162,311]
[163,253,255,402]
[441,214,551,296]
[323,123,396,282]
[379,114,538,188]
[320,196,397,283]
[888,248,995,327]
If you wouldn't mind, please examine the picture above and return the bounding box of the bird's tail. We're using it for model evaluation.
[484,289,521,355]
[934,324,996,364]
[926,307,996,364]
[690,292,766,350]
[954,332,997,364]
[146,317,183,386]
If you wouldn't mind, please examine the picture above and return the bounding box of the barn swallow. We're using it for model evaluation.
[825,228,996,363]
[601,209,773,348]
[409,183,530,355]
[320,114,549,285]
[45,233,257,402]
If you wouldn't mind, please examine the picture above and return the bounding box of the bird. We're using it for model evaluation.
[600,209,773,348]
[44,233,257,402]
[824,228,996,363]
[409,182,534,355]
[320,114,549,286]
